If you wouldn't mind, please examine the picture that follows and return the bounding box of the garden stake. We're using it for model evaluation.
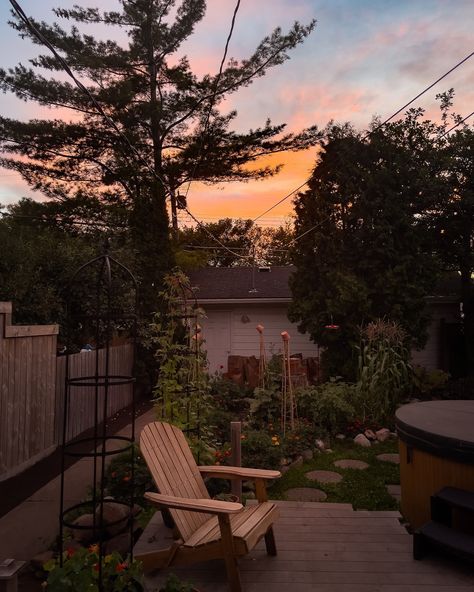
[256,324,266,389]
[281,331,296,434]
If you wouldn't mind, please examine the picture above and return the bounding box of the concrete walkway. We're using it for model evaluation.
[0,407,156,561]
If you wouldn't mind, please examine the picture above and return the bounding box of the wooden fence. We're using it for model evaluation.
[55,344,134,443]
[0,302,134,481]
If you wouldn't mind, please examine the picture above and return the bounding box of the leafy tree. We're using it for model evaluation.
[0,0,319,313]
[0,198,100,326]
[176,217,259,267]
[423,126,474,375]
[289,115,443,378]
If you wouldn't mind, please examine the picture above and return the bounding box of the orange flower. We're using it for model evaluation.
[88,544,99,554]
[122,475,130,482]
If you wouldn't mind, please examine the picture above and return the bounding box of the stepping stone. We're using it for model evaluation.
[284,487,327,502]
[377,453,400,464]
[386,484,401,501]
[334,459,369,470]
[306,470,342,484]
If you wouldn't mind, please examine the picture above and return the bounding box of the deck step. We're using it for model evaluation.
[433,487,474,513]
[415,521,474,561]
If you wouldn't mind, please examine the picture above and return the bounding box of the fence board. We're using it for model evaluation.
[0,302,134,480]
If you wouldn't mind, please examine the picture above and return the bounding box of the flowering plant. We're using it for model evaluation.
[43,546,143,591]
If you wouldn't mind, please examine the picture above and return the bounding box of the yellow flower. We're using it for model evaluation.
[104,554,113,564]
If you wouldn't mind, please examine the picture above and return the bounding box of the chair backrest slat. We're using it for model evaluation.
[140,422,210,541]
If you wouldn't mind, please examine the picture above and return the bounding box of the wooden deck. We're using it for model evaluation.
[136,501,474,592]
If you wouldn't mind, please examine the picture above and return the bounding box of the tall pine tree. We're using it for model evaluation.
[0,0,319,313]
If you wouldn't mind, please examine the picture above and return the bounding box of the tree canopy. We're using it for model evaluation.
[289,111,453,378]
[0,0,319,312]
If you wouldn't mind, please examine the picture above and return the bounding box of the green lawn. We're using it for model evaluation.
[268,439,400,511]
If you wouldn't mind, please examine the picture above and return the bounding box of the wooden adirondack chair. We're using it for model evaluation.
[136,421,281,592]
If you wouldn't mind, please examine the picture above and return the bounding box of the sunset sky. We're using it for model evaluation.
[0,0,473,226]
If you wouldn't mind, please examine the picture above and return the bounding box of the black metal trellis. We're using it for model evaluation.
[59,250,138,589]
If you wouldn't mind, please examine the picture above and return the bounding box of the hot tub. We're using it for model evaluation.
[396,400,474,528]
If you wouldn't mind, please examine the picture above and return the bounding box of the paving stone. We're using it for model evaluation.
[386,484,401,501]
[334,459,369,470]
[305,470,342,484]
[376,453,400,464]
[284,488,327,502]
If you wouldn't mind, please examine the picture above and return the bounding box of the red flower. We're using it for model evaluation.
[93,563,100,572]
[66,547,76,559]
[115,562,127,573]
[122,475,130,482]
[111,471,117,478]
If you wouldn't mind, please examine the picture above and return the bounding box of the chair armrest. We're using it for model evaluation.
[144,492,243,515]
[198,465,281,480]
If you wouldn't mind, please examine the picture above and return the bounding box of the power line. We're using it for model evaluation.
[8,0,250,262]
[251,49,474,242]
[439,110,474,138]
[8,0,169,191]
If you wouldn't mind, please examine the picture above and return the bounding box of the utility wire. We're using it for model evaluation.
[8,0,169,191]
[8,0,249,262]
[439,110,474,138]
[251,49,474,238]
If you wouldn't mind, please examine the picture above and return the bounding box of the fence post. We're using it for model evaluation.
[230,421,242,501]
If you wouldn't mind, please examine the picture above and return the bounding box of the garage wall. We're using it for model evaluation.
[200,303,319,374]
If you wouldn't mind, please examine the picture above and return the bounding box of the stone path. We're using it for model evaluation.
[306,470,342,484]
[376,453,400,464]
[334,459,369,470]
[386,484,401,502]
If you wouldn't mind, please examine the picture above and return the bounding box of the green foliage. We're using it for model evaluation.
[44,547,143,592]
[159,573,195,592]
[298,381,356,436]
[354,320,413,423]
[280,419,318,457]
[241,430,281,471]
[151,270,209,429]
[207,376,252,442]
[104,446,153,506]
[289,114,446,378]
[412,365,449,397]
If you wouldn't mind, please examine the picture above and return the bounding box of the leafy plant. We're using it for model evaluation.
[241,430,281,470]
[151,270,210,431]
[159,573,195,592]
[412,365,449,397]
[297,381,356,436]
[104,446,153,506]
[354,320,413,423]
[44,547,143,592]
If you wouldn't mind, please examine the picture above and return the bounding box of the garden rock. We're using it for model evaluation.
[285,487,327,502]
[334,459,369,470]
[354,434,371,447]
[364,429,376,440]
[71,513,96,544]
[376,428,391,442]
[325,448,333,454]
[376,453,400,464]
[96,502,131,537]
[302,449,314,461]
[335,434,346,440]
[306,470,342,484]
[315,439,326,451]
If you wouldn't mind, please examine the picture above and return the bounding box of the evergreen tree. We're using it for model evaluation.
[0,0,319,313]
[289,115,443,378]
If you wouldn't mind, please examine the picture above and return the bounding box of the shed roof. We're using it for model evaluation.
[186,266,461,304]
[187,266,294,301]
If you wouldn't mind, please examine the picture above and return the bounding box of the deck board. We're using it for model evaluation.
[138,501,474,592]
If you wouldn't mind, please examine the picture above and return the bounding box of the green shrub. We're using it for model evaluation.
[241,430,281,470]
[413,365,449,397]
[104,446,153,505]
[298,381,356,436]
